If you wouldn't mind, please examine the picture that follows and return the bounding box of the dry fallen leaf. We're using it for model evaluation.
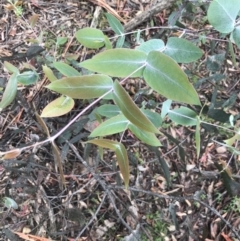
[14,232,52,241]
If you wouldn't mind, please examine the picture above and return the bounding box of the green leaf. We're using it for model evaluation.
[105,13,124,34]
[41,96,74,117]
[97,104,120,117]
[104,35,112,49]
[3,61,19,74]
[80,49,147,77]
[161,99,172,119]
[115,144,129,187]
[141,109,162,128]
[116,36,125,48]
[143,51,200,105]
[90,114,129,137]
[136,39,165,54]
[113,81,160,133]
[53,62,81,77]
[56,37,68,46]
[46,74,113,99]
[87,139,129,187]
[164,37,203,63]
[168,107,198,126]
[207,0,240,33]
[129,123,161,146]
[42,65,57,82]
[195,116,201,159]
[224,129,240,146]
[0,73,18,112]
[17,70,39,85]
[75,27,105,49]
[231,26,240,49]
[3,197,18,209]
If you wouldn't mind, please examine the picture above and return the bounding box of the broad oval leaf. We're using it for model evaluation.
[87,139,129,187]
[105,13,124,34]
[168,107,198,126]
[97,104,120,117]
[41,96,74,117]
[136,39,165,54]
[17,70,39,85]
[90,114,129,137]
[129,123,161,146]
[113,81,160,133]
[80,49,147,77]
[143,51,200,105]
[207,0,240,33]
[0,73,18,112]
[164,37,203,63]
[75,27,105,49]
[46,74,113,99]
[53,62,81,77]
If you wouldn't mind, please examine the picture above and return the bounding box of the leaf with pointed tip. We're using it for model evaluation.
[164,37,203,63]
[4,61,19,74]
[115,144,129,187]
[53,62,81,77]
[17,70,39,85]
[104,35,112,49]
[41,96,74,117]
[143,51,200,105]
[224,129,240,146]
[87,139,129,187]
[0,73,18,112]
[3,149,21,160]
[141,109,162,128]
[80,49,147,77]
[168,107,197,126]
[105,13,124,34]
[43,65,57,82]
[161,99,172,119]
[97,104,120,117]
[75,27,105,49]
[207,0,240,33]
[136,39,165,54]
[90,114,129,137]
[56,37,68,46]
[113,81,160,133]
[46,75,113,99]
[129,124,161,146]
[116,36,125,48]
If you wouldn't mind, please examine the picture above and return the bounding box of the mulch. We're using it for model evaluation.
[0,0,240,240]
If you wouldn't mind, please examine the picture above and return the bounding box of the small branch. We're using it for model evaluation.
[124,0,176,32]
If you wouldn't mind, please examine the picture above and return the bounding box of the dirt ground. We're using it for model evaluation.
[0,0,240,240]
